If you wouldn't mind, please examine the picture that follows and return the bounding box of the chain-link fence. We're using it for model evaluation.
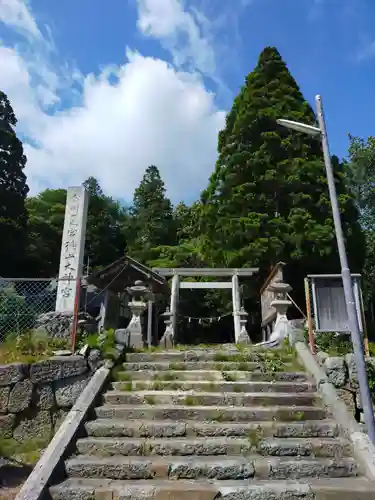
[0,278,70,341]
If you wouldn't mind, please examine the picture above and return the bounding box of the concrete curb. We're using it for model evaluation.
[14,362,112,500]
[295,341,375,482]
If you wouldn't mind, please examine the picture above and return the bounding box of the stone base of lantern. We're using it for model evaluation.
[237,329,251,344]
[115,328,144,350]
[160,327,174,349]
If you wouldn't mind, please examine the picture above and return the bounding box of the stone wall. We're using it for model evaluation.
[0,355,97,441]
[317,352,375,422]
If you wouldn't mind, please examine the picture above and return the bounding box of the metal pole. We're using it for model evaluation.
[315,94,375,443]
[304,278,316,354]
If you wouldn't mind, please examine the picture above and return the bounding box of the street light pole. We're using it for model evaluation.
[315,95,375,443]
[277,95,375,444]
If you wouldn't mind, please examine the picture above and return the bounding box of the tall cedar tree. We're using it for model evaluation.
[83,177,129,271]
[129,165,175,263]
[199,47,364,298]
[0,91,29,276]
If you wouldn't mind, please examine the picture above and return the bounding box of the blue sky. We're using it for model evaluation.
[0,0,375,203]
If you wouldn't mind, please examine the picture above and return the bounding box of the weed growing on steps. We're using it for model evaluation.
[151,381,164,391]
[112,366,128,381]
[121,381,133,391]
[237,362,251,371]
[222,371,238,381]
[213,352,255,363]
[135,382,147,391]
[208,382,218,392]
[183,395,200,406]
[144,395,156,405]
[140,441,152,455]
[153,372,177,381]
[275,410,306,422]
[168,362,186,371]
[247,427,264,447]
[211,410,226,422]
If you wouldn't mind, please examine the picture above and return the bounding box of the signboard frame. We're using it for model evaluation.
[308,273,363,333]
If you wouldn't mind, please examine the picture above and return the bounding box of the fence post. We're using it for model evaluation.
[304,277,316,354]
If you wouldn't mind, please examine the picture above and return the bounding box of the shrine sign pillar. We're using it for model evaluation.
[55,186,89,312]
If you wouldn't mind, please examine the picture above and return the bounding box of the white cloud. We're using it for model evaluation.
[0,0,226,203]
[0,0,41,38]
[136,0,216,78]
[356,40,375,62]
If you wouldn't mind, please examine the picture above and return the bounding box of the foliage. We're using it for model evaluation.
[128,165,176,263]
[0,91,29,277]
[76,328,117,360]
[0,331,68,364]
[0,436,49,464]
[314,332,353,356]
[25,189,66,277]
[83,177,129,271]
[366,361,375,402]
[25,177,130,276]
[0,285,37,336]
[346,136,375,308]
[346,135,375,230]
[199,47,364,306]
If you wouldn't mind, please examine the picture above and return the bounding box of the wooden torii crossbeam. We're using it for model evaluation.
[152,268,259,343]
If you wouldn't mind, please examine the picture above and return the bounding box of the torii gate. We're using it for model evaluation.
[152,268,259,343]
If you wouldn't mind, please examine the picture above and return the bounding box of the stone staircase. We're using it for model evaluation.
[49,345,375,499]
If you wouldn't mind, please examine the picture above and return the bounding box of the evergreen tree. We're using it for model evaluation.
[0,91,29,276]
[129,165,175,263]
[345,136,375,309]
[199,47,364,296]
[26,179,129,276]
[26,189,66,276]
[83,177,129,271]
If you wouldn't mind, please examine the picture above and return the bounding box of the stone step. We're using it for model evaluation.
[116,369,310,382]
[86,418,340,439]
[95,404,327,422]
[121,361,300,372]
[50,477,375,500]
[103,390,319,407]
[64,454,358,480]
[113,379,316,393]
[76,436,352,458]
[125,350,296,363]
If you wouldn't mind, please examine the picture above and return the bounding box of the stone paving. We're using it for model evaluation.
[49,345,375,499]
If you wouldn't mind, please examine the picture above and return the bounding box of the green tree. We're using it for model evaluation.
[346,136,375,308]
[199,47,364,300]
[0,90,29,276]
[129,165,175,263]
[26,179,129,276]
[346,135,375,230]
[83,177,129,271]
[26,189,66,276]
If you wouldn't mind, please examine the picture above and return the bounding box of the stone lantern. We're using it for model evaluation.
[115,280,149,351]
[237,307,251,344]
[268,280,292,344]
[160,307,174,348]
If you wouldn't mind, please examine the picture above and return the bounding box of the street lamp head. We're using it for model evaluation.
[276,118,321,137]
